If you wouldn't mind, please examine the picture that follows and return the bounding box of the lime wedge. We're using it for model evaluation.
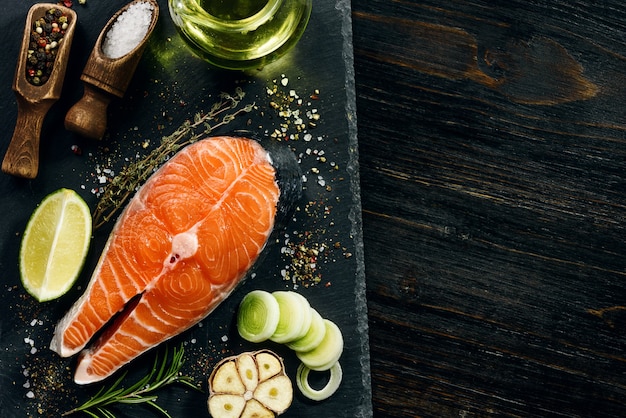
[19,188,92,302]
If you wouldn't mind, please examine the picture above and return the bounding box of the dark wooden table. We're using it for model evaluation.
[351,1,626,416]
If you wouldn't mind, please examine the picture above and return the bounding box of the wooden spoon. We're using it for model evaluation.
[2,3,77,179]
[64,0,160,140]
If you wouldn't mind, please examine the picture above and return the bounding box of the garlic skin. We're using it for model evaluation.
[208,350,293,418]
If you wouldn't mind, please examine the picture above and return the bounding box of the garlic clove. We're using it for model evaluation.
[254,375,293,414]
[208,394,247,418]
[237,353,259,392]
[255,351,282,382]
[211,360,246,394]
[240,399,274,418]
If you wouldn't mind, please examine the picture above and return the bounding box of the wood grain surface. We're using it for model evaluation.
[351,1,626,416]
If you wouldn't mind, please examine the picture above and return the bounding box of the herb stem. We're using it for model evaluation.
[93,88,254,229]
[62,344,199,418]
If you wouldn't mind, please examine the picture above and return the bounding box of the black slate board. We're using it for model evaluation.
[0,1,372,417]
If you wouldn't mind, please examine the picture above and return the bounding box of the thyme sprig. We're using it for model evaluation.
[63,344,199,418]
[93,88,255,228]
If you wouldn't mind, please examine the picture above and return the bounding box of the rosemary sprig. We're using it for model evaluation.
[62,344,199,418]
[93,88,255,229]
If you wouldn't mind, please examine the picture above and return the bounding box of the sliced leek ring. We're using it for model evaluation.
[234,290,345,403]
[270,291,312,344]
[286,307,326,352]
[237,290,280,343]
[295,319,343,371]
[296,361,343,401]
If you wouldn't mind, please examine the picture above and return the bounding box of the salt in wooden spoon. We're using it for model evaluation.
[64,0,159,140]
[2,3,77,179]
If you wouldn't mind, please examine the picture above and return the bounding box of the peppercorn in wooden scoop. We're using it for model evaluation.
[64,0,159,140]
[2,4,76,179]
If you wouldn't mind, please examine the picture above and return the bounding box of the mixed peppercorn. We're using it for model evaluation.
[26,8,69,86]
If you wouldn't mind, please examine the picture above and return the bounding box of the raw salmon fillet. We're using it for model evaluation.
[50,136,301,384]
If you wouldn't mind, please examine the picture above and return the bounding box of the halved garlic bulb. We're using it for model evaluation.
[208,349,293,418]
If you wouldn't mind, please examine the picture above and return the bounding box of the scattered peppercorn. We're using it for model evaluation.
[26,8,69,86]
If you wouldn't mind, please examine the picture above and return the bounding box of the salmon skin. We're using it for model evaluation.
[50,136,302,384]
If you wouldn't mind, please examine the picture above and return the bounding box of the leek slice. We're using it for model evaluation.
[296,319,343,371]
[296,361,343,401]
[286,307,326,352]
[270,291,312,344]
[237,290,280,343]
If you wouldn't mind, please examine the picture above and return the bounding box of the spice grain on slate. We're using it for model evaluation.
[26,8,70,86]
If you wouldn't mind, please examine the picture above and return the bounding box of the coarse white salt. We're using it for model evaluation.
[26,391,35,399]
[102,2,154,59]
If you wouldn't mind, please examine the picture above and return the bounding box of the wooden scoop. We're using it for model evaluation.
[64,0,159,140]
[2,4,77,179]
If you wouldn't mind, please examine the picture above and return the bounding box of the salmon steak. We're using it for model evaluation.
[50,136,302,384]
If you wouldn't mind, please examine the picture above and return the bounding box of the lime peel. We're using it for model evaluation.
[20,188,92,302]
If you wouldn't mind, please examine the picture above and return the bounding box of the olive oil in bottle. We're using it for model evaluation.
[168,0,312,70]
[201,0,267,20]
